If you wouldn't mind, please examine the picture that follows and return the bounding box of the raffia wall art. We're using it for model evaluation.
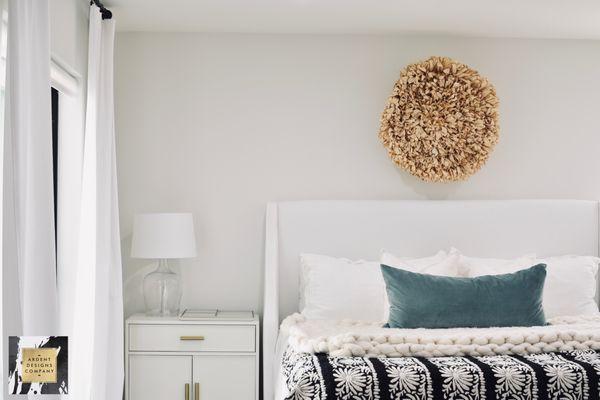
[379,56,499,182]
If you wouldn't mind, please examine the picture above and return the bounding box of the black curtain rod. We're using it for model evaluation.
[90,0,112,20]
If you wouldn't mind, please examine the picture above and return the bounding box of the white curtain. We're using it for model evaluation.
[71,7,123,400]
[2,0,58,395]
[2,0,57,334]
[2,0,57,368]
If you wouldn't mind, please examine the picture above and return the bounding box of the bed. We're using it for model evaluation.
[262,200,600,400]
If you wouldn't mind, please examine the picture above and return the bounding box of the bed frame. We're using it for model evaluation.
[262,199,600,400]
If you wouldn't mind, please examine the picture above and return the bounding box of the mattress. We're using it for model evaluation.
[278,345,600,400]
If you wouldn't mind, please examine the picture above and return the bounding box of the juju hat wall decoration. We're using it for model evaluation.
[379,56,499,182]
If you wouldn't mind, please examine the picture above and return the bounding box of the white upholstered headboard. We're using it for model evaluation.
[262,200,600,400]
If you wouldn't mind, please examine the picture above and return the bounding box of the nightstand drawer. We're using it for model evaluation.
[129,324,255,352]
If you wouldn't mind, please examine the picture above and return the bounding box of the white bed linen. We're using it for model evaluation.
[300,254,385,321]
[380,250,457,276]
[451,247,536,277]
[282,313,600,358]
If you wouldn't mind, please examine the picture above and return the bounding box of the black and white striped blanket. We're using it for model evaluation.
[281,347,600,400]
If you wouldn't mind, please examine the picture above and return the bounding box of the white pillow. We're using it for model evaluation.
[535,256,599,317]
[381,250,459,276]
[299,254,385,321]
[299,251,452,321]
[451,247,536,277]
[465,253,599,318]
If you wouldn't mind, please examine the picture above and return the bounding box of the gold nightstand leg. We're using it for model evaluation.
[185,383,190,400]
[194,382,200,400]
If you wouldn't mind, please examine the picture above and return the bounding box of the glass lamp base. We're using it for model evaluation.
[143,259,182,316]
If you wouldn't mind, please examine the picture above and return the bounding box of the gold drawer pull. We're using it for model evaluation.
[180,336,205,341]
[195,383,200,400]
[185,383,190,400]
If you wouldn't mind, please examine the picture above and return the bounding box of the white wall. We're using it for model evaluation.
[50,0,88,75]
[115,33,600,317]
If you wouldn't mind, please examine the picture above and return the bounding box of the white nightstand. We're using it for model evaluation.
[125,311,259,400]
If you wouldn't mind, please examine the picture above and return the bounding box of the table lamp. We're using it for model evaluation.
[131,213,197,316]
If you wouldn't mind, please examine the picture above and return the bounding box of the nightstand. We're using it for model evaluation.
[125,311,259,400]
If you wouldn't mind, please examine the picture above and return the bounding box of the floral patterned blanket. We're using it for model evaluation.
[280,347,600,400]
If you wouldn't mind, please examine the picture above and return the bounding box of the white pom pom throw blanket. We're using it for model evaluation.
[280,313,600,358]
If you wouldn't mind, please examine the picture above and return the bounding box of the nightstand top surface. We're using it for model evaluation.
[127,310,258,324]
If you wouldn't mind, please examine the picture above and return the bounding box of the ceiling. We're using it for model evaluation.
[106,0,600,39]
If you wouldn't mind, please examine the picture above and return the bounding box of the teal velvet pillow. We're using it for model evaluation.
[381,264,547,329]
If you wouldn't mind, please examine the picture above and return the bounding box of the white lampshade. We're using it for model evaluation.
[131,213,197,259]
